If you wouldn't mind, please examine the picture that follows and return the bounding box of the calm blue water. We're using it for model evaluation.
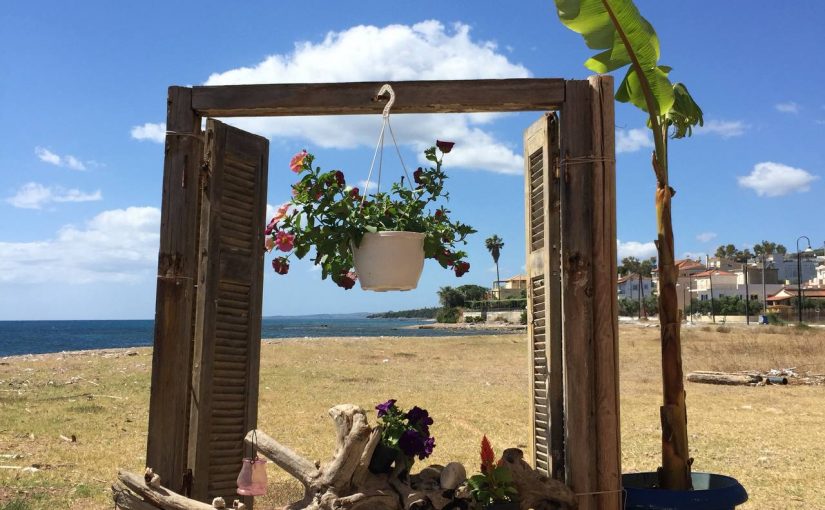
[0,316,497,357]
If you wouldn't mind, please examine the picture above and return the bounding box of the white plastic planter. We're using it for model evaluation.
[352,231,426,291]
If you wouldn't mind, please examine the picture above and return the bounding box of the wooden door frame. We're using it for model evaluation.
[147,77,620,510]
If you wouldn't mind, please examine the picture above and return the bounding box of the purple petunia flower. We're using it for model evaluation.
[398,429,425,458]
[422,436,436,459]
[406,406,433,434]
[376,399,397,417]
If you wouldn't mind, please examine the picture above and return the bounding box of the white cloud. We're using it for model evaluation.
[696,232,717,243]
[358,179,378,191]
[202,21,530,175]
[737,161,819,197]
[696,119,747,139]
[6,182,102,209]
[131,122,167,143]
[616,128,653,153]
[35,147,87,170]
[0,207,160,284]
[617,240,657,260]
[775,102,800,114]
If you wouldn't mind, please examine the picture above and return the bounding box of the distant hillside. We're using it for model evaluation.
[367,307,439,319]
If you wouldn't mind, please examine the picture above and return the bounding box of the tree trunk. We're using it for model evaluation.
[655,181,692,490]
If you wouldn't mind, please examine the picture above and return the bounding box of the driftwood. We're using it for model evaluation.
[500,449,577,510]
[112,404,577,510]
[686,372,762,386]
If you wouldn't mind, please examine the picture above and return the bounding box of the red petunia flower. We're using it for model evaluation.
[436,140,455,154]
[453,261,470,277]
[334,170,345,188]
[272,257,290,275]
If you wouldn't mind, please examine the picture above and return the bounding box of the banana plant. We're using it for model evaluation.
[553,0,704,491]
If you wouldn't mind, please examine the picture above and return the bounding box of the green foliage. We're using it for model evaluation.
[485,235,505,264]
[619,256,656,277]
[690,297,763,316]
[456,284,490,302]
[618,297,640,317]
[436,307,460,323]
[520,309,528,325]
[467,467,519,507]
[367,308,439,319]
[554,0,703,139]
[270,145,475,288]
[1,501,29,510]
[438,286,465,308]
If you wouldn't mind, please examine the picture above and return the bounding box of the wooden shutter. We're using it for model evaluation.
[188,119,269,501]
[523,113,564,480]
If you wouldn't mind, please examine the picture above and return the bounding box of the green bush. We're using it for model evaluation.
[520,309,528,325]
[436,307,460,323]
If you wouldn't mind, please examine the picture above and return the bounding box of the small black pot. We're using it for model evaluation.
[485,500,519,510]
[623,472,748,510]
[368,442,398,474]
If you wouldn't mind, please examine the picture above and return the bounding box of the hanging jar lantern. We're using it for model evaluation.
[237,430,267,496]
[237,457,267,496]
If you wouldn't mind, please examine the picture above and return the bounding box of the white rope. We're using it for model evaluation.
[361,84,414,202]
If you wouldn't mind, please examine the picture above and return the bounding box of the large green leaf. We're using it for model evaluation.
[554,0,700,124]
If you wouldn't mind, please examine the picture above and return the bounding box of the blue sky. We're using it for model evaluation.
[1,1,823,320]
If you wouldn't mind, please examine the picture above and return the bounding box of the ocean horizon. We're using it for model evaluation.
[0,315,495,357]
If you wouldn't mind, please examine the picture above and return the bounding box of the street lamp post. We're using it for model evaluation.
[797,236,813,324]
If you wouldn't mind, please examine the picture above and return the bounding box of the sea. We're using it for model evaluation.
[0,315,497,357]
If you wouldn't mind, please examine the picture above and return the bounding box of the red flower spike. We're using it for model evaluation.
[436,140,455,154]
[454,261,470,277]
[350,187,361,200]
[480,435,495,474]
[334,170,345,188]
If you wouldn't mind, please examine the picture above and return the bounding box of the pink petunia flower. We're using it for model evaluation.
[290,150,308,173]
[265,236,276,252]
[274,231,295,252]
[265,203,291,235]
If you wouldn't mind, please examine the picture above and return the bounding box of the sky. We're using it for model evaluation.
[1,1,824,320]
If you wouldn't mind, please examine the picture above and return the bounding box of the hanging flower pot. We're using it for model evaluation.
[236,457,267,496]
[264,85,475,292]
[352,231,425,291]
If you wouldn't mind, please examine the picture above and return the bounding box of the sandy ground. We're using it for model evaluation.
[0,324,823,508]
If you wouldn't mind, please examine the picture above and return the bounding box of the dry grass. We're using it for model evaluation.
[0,324,823,508]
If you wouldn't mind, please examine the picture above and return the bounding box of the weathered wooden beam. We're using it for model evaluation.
[588,75,621,510]
[558,77,621,510]
[146,86,202,494]
[191,78,566,117]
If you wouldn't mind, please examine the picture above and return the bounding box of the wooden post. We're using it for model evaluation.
[146,86,202,494]
[558,76,621,510]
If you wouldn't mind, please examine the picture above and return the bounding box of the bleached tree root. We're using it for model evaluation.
[112,404,577,510]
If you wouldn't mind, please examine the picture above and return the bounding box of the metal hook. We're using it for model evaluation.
[376,84,396,118]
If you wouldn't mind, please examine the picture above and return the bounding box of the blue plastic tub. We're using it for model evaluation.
[623,472,748,510]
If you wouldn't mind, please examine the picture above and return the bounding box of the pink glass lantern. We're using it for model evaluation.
[237,457,267,496]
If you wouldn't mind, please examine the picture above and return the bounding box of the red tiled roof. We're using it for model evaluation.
[692,269,735,278]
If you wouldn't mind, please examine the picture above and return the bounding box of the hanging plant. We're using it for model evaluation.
[266,141,476,290]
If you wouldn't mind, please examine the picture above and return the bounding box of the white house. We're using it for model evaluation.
[767,252,818,284]
[617,274,653,301]
[691,269,783,303]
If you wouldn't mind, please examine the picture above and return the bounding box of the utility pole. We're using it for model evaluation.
[707,254,715,323]
[762,253,767,322]
[688,272,693,324]
[743,262,750,325]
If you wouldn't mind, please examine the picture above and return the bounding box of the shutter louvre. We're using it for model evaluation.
[524,113,564,480]
[189,119,268,502]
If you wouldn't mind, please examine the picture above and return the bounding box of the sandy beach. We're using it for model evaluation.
[1,325,824,509]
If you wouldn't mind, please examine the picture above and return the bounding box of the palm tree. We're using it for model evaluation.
[485,235,505,300]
